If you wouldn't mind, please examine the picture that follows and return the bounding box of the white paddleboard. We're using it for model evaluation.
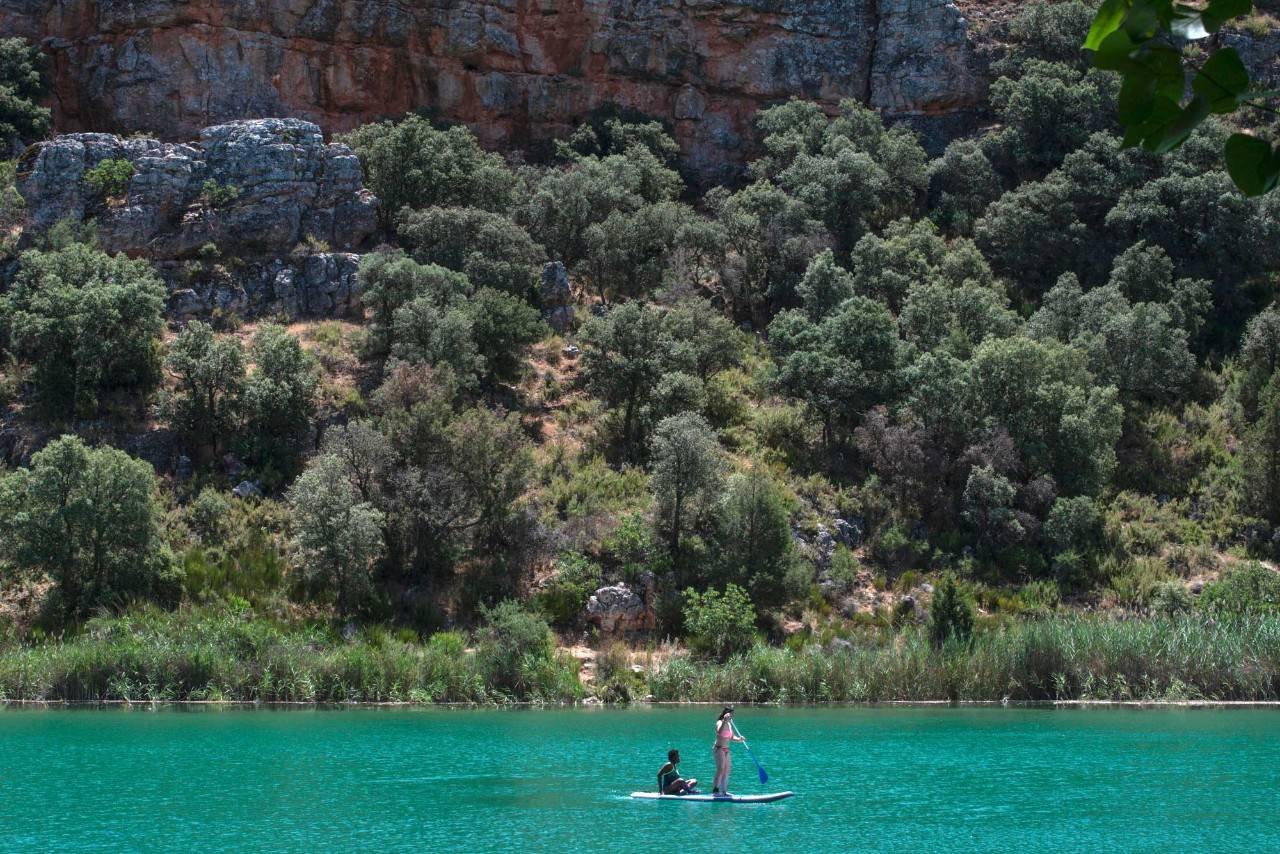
[630,791,794,803]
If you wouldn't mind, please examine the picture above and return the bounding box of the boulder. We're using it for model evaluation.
[585,582,654,634]
[232,480,263,499]
[540,261,574,332]
[833,517,863,547]
[222,453,247,478]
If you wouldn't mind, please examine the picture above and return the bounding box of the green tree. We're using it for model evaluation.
[1,161,25,259]
[1243,371,1280,525]
[240,325,319,476]
[83,158,135,199]
[1200,562,1280,615]
[715,469,794,606]
[928,574,975,648]
[988,61,1119,176]
[321,419,393,504]
[1028,273,1195,407]
[769,295,902,447]
[288,453,385,617]
[159,321,246,463]
[2,243,165,416]
[577,201,696,302]
[579,301,674,454]
[682,583,757,660]
[342,116,517,224]
[187,487,232,545]
[848,218,947,312]
[357,251,472,356]
[448,406,536,554]
[0,38,51,147]
[394,206,545,297]
[1237,308,1280,420]
[475,600,558,694]
[391,296,481,387]
[462,288,546,390]
[664,298,744,379]
[754,99,928,249]
[927,138,1002,235]
[995,0,1096,76]
[967,336,1123,496]
[0,435,174,621]
[1043,496,1103,553]
[708,179,827,328]
[518,145,682,267]
[650,412,725,556]
[556,116,681,164]
[962,465,1031,555]
[795,250,854,321]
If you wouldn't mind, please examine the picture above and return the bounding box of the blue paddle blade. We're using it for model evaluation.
[757,766,769,784]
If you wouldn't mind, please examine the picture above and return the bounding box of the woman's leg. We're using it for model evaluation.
[722,752,733,794]
[712,748,725,792]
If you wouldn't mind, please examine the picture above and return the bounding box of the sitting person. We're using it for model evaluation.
[657,749,698,795]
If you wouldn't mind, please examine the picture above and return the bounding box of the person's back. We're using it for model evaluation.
[657,749,697,795]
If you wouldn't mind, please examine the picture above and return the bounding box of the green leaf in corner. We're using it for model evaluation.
[1171,4,1208,39]
[1225,133,1280,197]
[1085,0,1130,50]
[1192,48,1250,112]
[1124,0,1174,38]
[1118,73,1159,126]
[1148,95,1212,153]
[1092,29,1139,71]
[1120,94,1180,149]
[1202,0,1253,32]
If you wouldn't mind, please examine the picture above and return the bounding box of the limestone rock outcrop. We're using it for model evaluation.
[16,118,377,260]
[161,251,363,321]
[585,581,656,634]
[13,118,377,320]
[2,0,989,179]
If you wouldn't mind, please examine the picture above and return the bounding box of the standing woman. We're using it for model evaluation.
[711,706,745,796]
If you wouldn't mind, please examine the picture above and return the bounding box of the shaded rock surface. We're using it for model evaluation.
[2,0,989,179]
[540,261,573,332]
[162,251,363,321]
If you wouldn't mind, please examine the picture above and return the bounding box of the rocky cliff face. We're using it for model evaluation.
[0,0,988,178]
[15,118,378,319]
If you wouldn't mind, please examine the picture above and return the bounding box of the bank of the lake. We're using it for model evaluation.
[2,608,1280,705]
[2,706,1278,852]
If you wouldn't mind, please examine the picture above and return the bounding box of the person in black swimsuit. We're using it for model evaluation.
[657,749,698,795]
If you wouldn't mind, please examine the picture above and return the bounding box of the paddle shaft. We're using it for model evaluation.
[730,720,769,783]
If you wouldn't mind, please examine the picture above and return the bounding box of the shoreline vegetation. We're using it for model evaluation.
[2,608,1278,707]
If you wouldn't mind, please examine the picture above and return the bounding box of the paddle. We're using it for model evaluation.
[730,720,769,784]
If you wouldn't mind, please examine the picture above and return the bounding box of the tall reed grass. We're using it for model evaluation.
[649,615,1280,703]
[0,607,581,704]
[5,610,1276,705]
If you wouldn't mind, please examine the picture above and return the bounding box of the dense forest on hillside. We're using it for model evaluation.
[1,2,1280,703]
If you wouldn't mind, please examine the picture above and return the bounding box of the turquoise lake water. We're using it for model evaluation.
[1,706,1277,853]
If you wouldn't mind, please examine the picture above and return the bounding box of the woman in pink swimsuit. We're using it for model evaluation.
[711,705,745,796]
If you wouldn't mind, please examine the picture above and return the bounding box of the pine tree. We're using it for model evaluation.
[928,574,975,648]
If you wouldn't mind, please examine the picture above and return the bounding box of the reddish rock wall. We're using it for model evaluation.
[1,0,988,178]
